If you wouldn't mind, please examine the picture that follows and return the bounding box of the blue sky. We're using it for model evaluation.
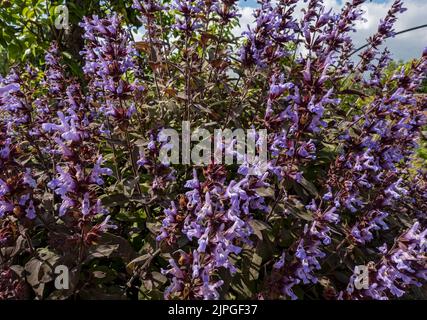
[238,0,389,7]
[236,0,427,61]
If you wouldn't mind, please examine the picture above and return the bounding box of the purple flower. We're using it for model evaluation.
[59,196,74,217]
[185,168,200,189]
[25,200,36,219]
[0,201,13,218]
[97,215,118,232]
[0,138,11,159]
[90,156,113,185]
[274,252,286,269]
[302,59,312,83]
[81,192,91,216]
[48,166,76,196]
[197,226,210,253]
[0,83,20,97]
[0,179,9,196]
[23,169,37,188]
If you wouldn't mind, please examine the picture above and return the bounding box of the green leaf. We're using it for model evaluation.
[86,233,136,263]
[24,248,61,298]
[249,219,271,240]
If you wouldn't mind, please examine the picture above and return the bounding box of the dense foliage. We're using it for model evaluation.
[0,0,426,300]
[0,0,143,75]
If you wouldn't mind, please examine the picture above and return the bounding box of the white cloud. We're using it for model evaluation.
[235,0,427,61]
[235,6,255,36]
